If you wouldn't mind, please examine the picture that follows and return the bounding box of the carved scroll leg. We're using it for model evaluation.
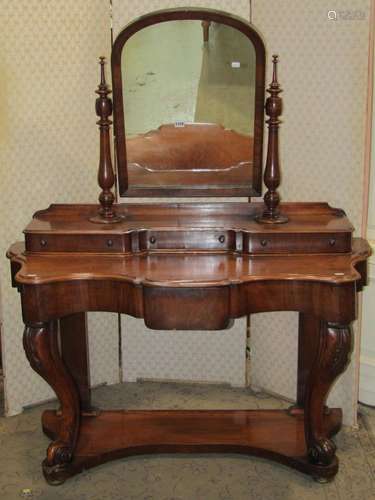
[23,321,80,485]
[304,322,352,479]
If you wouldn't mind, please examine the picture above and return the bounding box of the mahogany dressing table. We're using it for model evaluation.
[7,8,370,485]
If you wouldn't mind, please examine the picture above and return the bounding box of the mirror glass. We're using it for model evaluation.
[121,19,257,192]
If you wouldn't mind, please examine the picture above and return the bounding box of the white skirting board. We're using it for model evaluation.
[359,257,375,406]
[359,356,375,406]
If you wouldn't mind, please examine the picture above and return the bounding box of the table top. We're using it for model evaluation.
[8,202,370,327]
[7,201,370,290]
[8,238,369,287]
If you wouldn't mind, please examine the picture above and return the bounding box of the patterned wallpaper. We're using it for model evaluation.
[112,0,250,28]
[123,317,247,387]
[0,0,119,415]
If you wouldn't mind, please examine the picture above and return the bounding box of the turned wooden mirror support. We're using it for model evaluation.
[89,50,289,224]
[256,55,288,224]
[90,57,121,224]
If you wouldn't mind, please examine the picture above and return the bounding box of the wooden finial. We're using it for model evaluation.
[255,55,288,224]
[90,57,121,224]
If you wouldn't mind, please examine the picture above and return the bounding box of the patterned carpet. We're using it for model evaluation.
[1,381,375,500]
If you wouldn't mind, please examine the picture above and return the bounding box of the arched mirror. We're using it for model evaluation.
[112,8,266,197]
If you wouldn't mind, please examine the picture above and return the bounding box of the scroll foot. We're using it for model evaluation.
[308,437,337,466]
[43,459,69,486]
[23,322,80,483]
[305,322,352,470]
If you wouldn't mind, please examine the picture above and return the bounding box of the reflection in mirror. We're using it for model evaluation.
[121,19,256,190]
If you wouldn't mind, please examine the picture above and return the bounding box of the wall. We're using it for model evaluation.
[0,0,119,415]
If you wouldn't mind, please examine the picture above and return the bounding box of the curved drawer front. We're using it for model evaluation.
[25,228,351,254]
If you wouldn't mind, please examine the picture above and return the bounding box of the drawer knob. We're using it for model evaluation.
[329,239,336,247]
[149,236,156,244]
[218,235,225,244]
[261,239,268,247]
[107,239,113,247]
[40,239,47,247]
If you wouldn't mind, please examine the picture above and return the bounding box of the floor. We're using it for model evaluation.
[1,381,375,500]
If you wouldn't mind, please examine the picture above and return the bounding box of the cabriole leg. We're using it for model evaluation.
[304,321,352,476]
[23,321,80,485]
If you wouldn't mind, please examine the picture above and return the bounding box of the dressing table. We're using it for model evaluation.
[7,8,370,485]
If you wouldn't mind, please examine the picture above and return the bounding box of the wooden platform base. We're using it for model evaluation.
[41,408,342,484]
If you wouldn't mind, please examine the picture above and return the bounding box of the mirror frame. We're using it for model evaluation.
[112,8,266,198]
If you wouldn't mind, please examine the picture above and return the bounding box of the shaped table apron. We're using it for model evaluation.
[19,278,357,328]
